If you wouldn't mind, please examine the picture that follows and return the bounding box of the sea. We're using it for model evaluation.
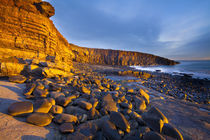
[131,60,210,80]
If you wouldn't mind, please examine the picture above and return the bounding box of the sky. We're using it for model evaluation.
[46,0,210,60]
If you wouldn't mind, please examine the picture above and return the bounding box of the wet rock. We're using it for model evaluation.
[34,99,52,113]
[143,117,164,133]
[162,123,183,140]
[50,105,63,114]
[8,101,33,116]
[9,75,27,84]
[101,120,121,140]
[102,94,118,113]
[110,111,130,133]
[78,100,93,110]
[143,131,165,140]
[54,113,78,124]
[143,107,168,124]
[66,106,87,116]
[27,113,52,127]
[59,122,74,133]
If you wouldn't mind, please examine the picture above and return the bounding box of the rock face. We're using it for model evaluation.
[70,44,179,66]
[0,0,74,76]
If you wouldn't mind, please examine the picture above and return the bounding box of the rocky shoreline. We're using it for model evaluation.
[89,64,210,104]
[2,62,185,140]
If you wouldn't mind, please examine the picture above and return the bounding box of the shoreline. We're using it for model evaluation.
[88,63,210,104]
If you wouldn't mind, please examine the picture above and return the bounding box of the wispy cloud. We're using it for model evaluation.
[49,0,210,60]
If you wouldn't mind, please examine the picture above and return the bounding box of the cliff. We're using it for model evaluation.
[0,0,74,65]
[70,44,178,66]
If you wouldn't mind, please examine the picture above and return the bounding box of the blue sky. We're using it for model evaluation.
[46,0,210,60]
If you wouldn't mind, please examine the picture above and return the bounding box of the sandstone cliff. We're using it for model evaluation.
[70,44,178,66]
[0,0,74,65]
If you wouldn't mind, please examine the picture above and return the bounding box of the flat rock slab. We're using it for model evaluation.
[0,80,62,140]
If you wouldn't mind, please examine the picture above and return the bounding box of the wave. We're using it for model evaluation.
[131,65,210,80]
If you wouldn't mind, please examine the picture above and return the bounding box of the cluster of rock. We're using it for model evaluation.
[118,70,152,80]
[7,68,183,140]
[0,56,72,77]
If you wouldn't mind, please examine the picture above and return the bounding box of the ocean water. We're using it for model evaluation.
[131,60,210,80]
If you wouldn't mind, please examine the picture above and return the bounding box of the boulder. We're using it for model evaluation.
[27,113,53,127]
[34,99,52,113]
[50,91,65,99]
[102,94,118,113]
[56,95,77,107]
[78,100,93,110]
[54,113,78,124]
[66,106,87,116]
[110,112,130,133]
[162,123,183,140]
[143,107,168,124]
[101,120,121,140]
[33,88,49,98]
[23,83,36,95]
[143,117,164,133]
[59,123,74,133]
[9,75,27,84]
[50,105,63,114]
[8,101,33,116]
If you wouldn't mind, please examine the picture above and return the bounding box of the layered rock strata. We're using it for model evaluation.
[0,0,74,75]
[70,44,179,66]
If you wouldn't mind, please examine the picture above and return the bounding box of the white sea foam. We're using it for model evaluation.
[131,65,210,80]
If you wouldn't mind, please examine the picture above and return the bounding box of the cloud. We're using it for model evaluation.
[49,0,210,60]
